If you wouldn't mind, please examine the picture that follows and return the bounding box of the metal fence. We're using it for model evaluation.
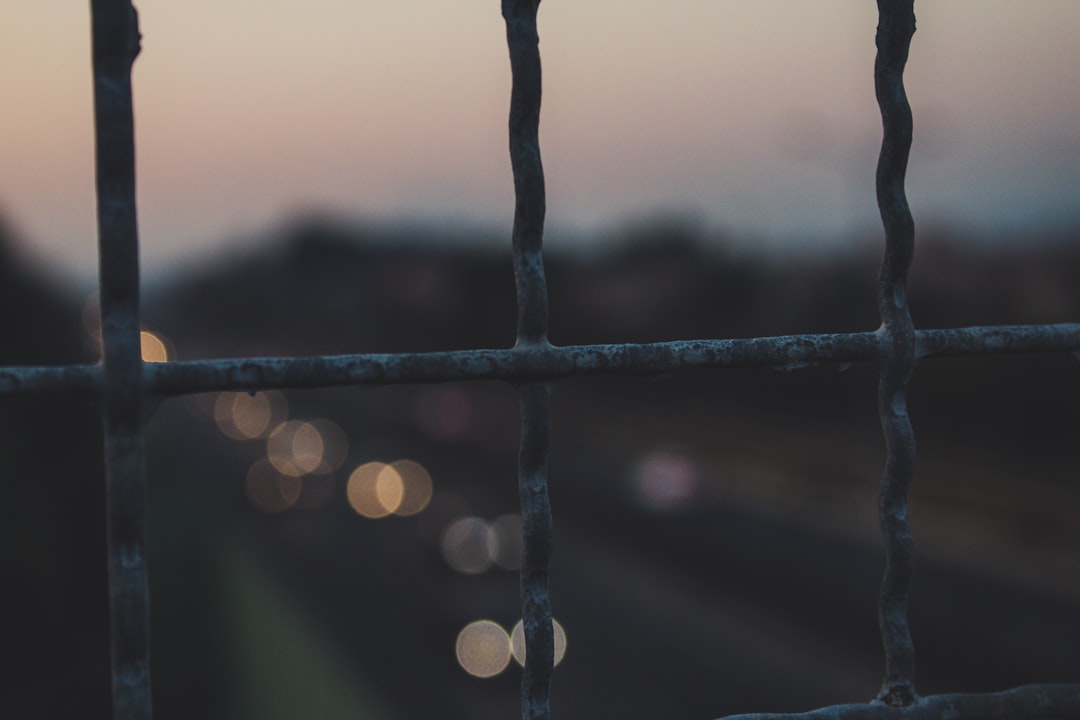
[1,1,1078,718]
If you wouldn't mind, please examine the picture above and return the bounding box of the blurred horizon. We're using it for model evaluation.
[3,204,1080,295]
[2,1,1078,284]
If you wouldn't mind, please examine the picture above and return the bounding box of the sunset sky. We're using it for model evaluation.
[1,2,1077,283]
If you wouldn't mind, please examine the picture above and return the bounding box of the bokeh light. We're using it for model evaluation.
[455,620,512,679]
[390,459,434,516]
[374,465,404,513]
[140,331,171,363]
[510,618,567,668]
[635,450,700,510]
[347,462,398,519]
[346,459,434,519]
[213,390,288,441]
[267,420,327,476]
[80,300,173,362]
[440,516,494,575]
[245,458,302,513]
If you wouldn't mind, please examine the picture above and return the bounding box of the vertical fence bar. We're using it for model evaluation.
[502,2,553,720]
[873,0,918,708]
[517,382,554,720]
[91,2,152,719]
[503,0,549,348]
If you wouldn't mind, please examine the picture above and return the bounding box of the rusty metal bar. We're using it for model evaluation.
[503,2,554,719]
[717,684,1080,720]
[91,2,152,719]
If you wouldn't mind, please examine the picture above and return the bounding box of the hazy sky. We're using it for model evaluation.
[1,2,1078,282]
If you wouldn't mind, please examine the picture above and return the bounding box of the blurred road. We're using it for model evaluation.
[147,376,1080,720]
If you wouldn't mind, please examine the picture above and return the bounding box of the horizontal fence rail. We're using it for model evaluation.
[2,323,1079,398]
[2,0,1077,719]
[720,684,1080,720]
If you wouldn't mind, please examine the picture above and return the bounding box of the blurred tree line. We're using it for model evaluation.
[149,215,1080,453]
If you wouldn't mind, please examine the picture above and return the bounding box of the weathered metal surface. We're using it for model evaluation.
[2,324,1078,398]
[917,323,1080,358]
[503,2,554,719]
[90,2,152,719]
[517,382,554,720]
[0,364,102,397]
[138,324,1079,395]
[717,683,1080,720]
[504,0,548,349]
[140,332,880,394]
[872,0,918,707]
